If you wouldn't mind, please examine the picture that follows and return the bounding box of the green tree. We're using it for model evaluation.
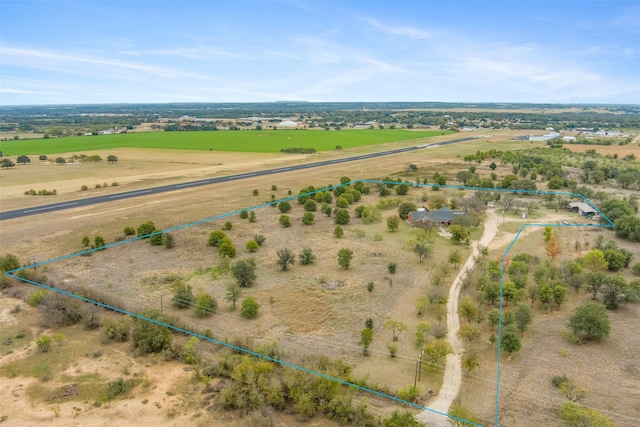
[386,215,401,232]
[246,240,259,252]
[225,283,242,310]
[36,335,52,353]
[423,338,453,368]
[449,225,470,244]
[457,324,481,345]
[149,232,164,246]
[395,183,409,195]
[137,221,156,238]
[581,249,608,272]
[614,215,640,242]
[194,293,217,317]
[172,281,195,309]
[337,248,353,270]
[413,232,433,263]
[107,155,118,163]
[333,225,344,238]
[501,328,522,355]
[0,253,21,272]
[448,249,463,268]
[302,211,315,225]
[232,259,257,288]
[601,274,628,309]
[359,327,373,355]
[398,202,417,220]
[303,199,317,212]
[384,410,423,427]
[299,247,316,265]
[276,247,296,271]
[163,233,175,248]
[241,297,260,319]
[461,350,480,376]
[384,320,408,341]
[415,322,432,348]
[553,285,567,309]
[208,230,227,247]
[334,208,350,225]
[514,303,533,336]
[568,301,610,342]
[17,155,31,165]
[487,308,500,330]
[218,238,236,258]
[132,310,172,354]
[585,271,606,300]
[1,159,15,168]
[279,215,291,227]
[458,295,478,324]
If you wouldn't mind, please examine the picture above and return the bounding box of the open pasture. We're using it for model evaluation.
[0,129,451,156]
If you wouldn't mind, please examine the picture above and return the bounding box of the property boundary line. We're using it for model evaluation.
[4,179,614,426]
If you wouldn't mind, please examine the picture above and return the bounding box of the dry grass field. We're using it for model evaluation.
[1,133,638,426]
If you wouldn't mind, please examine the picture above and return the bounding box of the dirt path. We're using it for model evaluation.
[417,210,500,426]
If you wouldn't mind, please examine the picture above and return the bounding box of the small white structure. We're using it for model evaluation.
[562,136,577,142]
[277,120,299,128]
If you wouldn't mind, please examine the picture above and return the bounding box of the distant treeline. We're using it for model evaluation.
[280,147,317,154]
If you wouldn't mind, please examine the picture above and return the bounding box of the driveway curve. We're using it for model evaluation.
[417,210,499,426]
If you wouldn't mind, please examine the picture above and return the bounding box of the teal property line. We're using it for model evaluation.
[4,179,614,427]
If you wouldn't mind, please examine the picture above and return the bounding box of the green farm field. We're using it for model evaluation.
[0,129,451,156]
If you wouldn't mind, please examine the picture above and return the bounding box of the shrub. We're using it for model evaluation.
[132,309,172,354]
[246,240,259,252]
[302,212,315,225]
[222,221,233,231]
[279,215,291,227]
[208,230,227,247]
[163,233,175,248]
[102,317,130,342]
[149,232,164,246]
[172,282,195,309]
[81,185,88,191]
[219,239,237,258]
[239,210,249,219]
[39,292,82,326]
[36,335,52,353]
[241,297,260,319]
[194,293,217,318]
[28,289,47,307]
[123,226,136,236]
[137,221,156,238]
[253,234,266,246]
[388,263,397,274]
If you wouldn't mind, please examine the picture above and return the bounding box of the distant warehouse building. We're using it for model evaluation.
[528,132,560,142]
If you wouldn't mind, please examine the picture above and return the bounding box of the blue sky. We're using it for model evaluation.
[1,0,639,105]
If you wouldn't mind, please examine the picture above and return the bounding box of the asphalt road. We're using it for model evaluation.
[0,136,479,221]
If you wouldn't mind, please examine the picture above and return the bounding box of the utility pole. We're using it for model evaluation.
[418,347,424,382]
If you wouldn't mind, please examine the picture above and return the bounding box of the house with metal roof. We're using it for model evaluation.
[407,207,465,227]
[569,202,597,217]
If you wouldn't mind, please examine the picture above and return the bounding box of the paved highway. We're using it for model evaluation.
[0,136,479,221]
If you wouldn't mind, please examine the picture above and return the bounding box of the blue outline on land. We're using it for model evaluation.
[3,180,614,427]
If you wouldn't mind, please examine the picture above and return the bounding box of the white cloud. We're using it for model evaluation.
[363,17,434,39]
[0,46,213,80]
